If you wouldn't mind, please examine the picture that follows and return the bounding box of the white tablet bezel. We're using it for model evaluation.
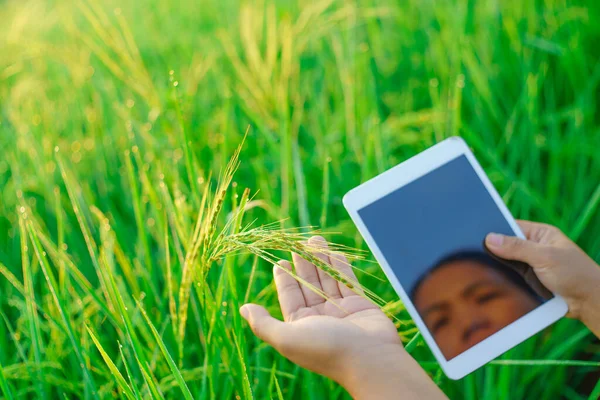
[342,136,568,380]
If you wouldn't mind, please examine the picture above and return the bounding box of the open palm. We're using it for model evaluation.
[240,236,400,380]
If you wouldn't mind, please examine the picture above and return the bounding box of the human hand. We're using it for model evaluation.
[485,220,600,337]
[240,236,446,400]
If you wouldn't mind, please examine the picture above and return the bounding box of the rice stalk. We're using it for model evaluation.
[0,360,14,400]
[26,219,100,399]
[18,214,46,399]
[85,326,137,400]
[119,342,143,400]
[176,139,241,357]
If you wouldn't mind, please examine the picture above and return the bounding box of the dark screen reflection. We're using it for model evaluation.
[357,155,551,360]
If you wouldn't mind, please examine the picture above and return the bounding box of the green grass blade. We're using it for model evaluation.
[292,139,310,227]
[27,222,120,328]
[85,326,136,400]
[404,332,421,354]
[136,357,164,400]
[273,372,284,400]
[26,222,100,399]
[138,304,194,400]
[124,150,156,292]
[0,360,14,400]
[102,249,159,399]
[570,181,600,241]
[119,343,143,400]
[232,330,253,400]
[18,216,46,399]
[588,377,600,400]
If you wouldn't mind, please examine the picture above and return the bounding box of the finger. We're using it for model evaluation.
[517,220,563,244]
[308,236,342,299]
[485,232,548,266]
[329,252,363,297]
[292,247,325,307]
[273,260,306,321]
[516,220,544,239]
[240,304,295,352]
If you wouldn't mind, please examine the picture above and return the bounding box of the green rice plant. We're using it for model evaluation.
[86,326,137,400]
[1,0,599,398]
[0,360,14,400]
[26,217,99,399]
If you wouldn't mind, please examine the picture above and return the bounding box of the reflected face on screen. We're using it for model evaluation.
[413,259,541,360]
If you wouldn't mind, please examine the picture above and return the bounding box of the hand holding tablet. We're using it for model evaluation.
[343,137,568,379]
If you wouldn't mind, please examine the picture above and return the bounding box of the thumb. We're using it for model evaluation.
[240,304,292,350]
[485,233,545,266]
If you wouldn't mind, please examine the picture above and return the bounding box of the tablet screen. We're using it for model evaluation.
[357,154,552,360]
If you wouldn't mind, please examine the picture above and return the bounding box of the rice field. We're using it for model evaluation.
[1,0,600,398]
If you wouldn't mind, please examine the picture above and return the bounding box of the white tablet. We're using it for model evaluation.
[343,136,568,380]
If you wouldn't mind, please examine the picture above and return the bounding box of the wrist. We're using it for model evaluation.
[579,274,600,336]
[337,343,446,400]
[338,342,406,383]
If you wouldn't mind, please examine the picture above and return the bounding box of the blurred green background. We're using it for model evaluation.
[1,0,600,398]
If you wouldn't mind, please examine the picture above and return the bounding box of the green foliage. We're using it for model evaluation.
[1,0,600,398]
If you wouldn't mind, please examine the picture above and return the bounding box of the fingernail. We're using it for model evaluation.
[240,305,250,320]
[486,233,504,247]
